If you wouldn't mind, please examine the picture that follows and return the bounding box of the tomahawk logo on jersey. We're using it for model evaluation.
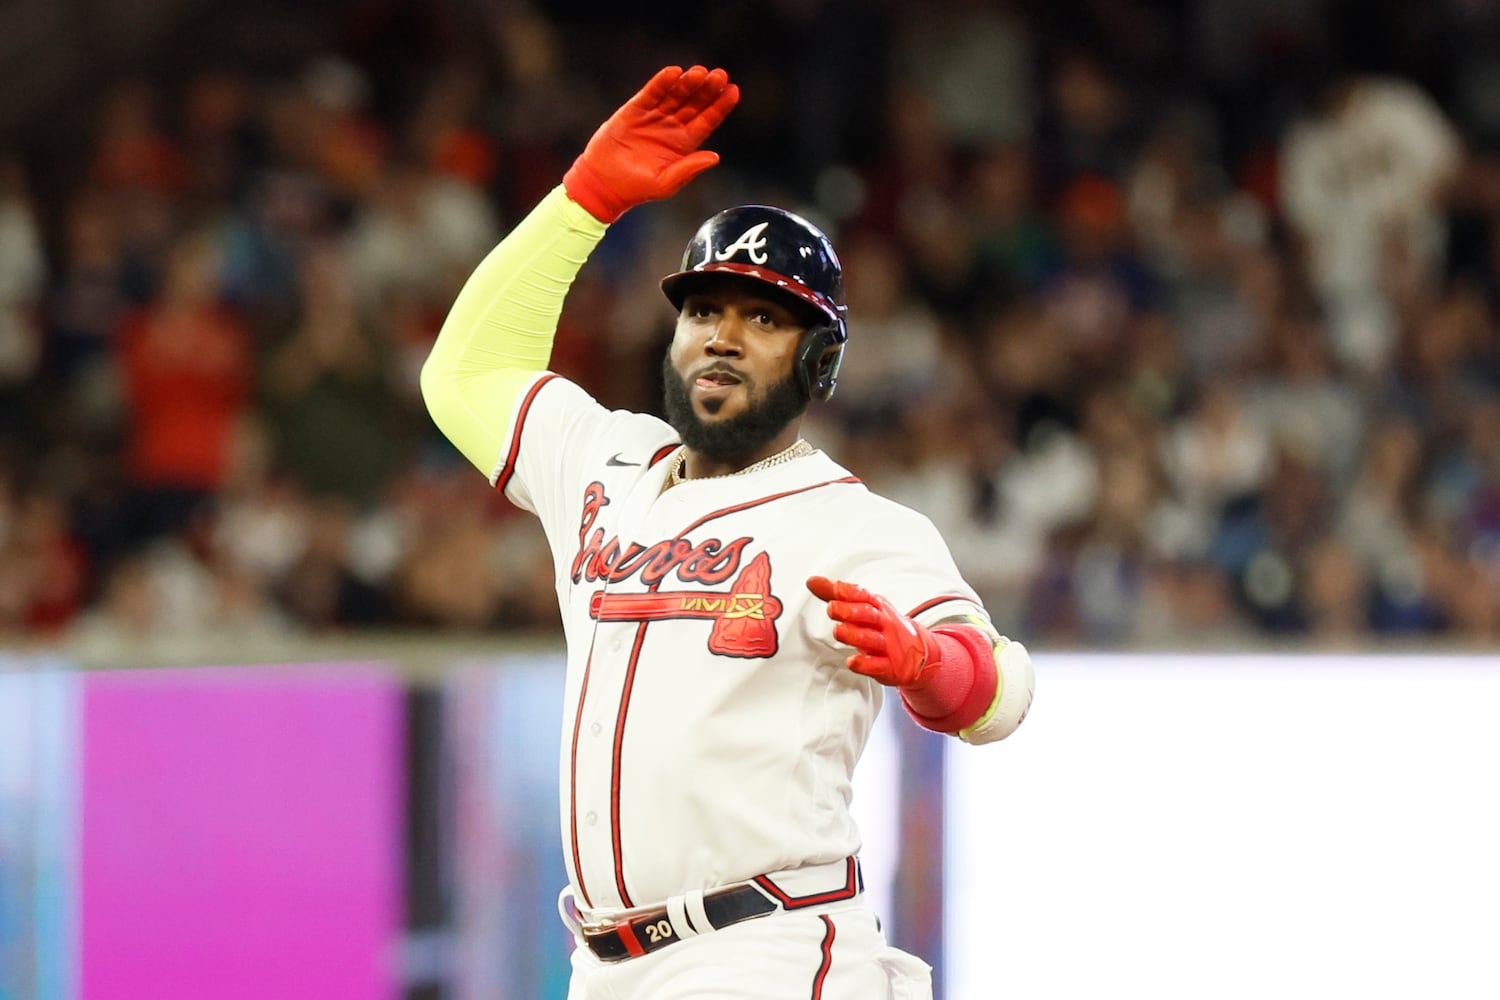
[573,481,784,657]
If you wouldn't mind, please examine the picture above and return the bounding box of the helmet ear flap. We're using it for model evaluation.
[796,321,847,401]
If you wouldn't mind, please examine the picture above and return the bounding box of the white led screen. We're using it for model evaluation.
[945,653,1500,1000]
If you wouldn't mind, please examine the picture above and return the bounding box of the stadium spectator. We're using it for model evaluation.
[115,230,253,544]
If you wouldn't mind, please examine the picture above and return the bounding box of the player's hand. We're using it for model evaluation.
[563,65,740,223]
[807,576,939,688]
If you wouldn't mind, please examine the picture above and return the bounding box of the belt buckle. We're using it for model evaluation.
[580,916,618,937]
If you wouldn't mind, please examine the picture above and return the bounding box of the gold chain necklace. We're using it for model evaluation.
[667,439,815,487]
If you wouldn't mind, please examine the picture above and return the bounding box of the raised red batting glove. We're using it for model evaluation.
[806,576,940,688]
[562,65,740,224]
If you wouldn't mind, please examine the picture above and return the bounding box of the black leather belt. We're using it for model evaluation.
[583,883,778,962]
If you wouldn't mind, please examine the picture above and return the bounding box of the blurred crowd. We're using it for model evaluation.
[2,0,1499,650]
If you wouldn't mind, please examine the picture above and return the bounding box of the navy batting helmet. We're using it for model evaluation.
[661,205,848,401]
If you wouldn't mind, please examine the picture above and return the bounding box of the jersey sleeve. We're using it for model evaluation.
[821,496,989,628]
[816,494,1033,745]
[491,373,666,534]
[495,374,630,512]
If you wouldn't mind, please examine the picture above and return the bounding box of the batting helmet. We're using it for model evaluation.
[661,205,848,401]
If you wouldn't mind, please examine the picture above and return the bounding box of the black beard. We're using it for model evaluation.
[661,352,808,463]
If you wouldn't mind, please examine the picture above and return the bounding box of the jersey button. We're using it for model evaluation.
[586,811,598,826]
[591,722,603,736]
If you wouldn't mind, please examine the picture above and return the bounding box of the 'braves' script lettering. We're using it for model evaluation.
[570,482,749,588]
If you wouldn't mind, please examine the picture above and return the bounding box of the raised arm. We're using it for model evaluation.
[420,65,740,475]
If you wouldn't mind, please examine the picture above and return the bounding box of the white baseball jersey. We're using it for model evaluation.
[493,371,989,914]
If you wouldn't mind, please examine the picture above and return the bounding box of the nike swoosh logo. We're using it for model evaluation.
[606,453,641,467]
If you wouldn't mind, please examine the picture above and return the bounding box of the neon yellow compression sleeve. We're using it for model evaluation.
[420,185,609,476]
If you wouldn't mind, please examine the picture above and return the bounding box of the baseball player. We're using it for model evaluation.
[422,65,1033,1000]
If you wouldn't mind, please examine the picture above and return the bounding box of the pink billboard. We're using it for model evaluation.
[79,665,403,1000]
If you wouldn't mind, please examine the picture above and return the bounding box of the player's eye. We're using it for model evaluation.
[739,304,789,328]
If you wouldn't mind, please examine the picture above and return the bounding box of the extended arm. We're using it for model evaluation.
[420,66,739,475]
[807,576,1034,745]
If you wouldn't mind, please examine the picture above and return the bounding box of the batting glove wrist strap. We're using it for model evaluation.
[900,624,1000,734]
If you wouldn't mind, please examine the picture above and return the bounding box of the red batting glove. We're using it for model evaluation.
[562,65,740,223]
[806,576,940,688]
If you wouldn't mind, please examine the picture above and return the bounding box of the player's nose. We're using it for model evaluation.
[705,313,746,355]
